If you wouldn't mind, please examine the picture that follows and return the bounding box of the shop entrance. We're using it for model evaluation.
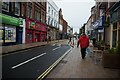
[35,33,39,42]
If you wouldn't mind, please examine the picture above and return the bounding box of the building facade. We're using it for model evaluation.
[23,2,47,43]
[59,8,68,39]
[1,2,24,46]
[46,0,59,41]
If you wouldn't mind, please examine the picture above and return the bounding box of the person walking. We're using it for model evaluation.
[77,32,89,59]
[68,36,72,44]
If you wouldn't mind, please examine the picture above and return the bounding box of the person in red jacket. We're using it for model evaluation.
[77,32,89,59]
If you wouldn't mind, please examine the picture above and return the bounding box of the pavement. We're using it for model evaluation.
[0,39,66,55]
[47,40,120,78]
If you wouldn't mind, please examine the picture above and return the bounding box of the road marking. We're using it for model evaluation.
[36,47,72,80]
[52,47,60,51]
[52,44,55,46]
[11,53,46,69]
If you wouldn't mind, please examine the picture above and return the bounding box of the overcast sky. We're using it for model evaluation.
[53,0,95,33]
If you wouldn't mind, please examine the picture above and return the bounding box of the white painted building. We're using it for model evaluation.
[20,19,26,44]
[85,16,93,37]
[46,0,59,40]
[67,26,73,36]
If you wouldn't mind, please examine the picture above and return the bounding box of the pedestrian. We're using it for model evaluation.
[77,32,90,59]
[92,37,96,47]
[68,36,72,44]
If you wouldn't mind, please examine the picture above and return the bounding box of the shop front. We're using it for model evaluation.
[40,23,47,42]
[0,13,23,46]
[93,16,104,42]
[26,18,46,43]
[110,2,120,48]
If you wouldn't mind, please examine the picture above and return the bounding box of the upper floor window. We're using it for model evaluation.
[2,2,9,12]
[22,3,26,17]
[15,2,20,16]
[52,10,53,15]
[35,7,40,21]
[48,7,50,13]
[41,2,45,6]
[54,12,56,18]
[41,11,45,23]
[28,2,32,18]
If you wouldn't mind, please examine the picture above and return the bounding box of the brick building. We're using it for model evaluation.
[21,2,47,43]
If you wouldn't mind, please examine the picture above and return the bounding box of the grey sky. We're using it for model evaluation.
[53,0,95,33]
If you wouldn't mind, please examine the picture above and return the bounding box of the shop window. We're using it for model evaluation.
[119,30,120,44]
[5,25,16,42]
[112,22,117,47]
[0,25,4,43]
[112,31,117,47]
[35,34,39,42]
[27,33,32,41]
[113,23,117,29]
[15,2,20,16]
[2,2,9,12]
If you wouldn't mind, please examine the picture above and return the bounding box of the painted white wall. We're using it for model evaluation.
[20,19,25,44]
[46,0,59,28]
[86,16,93,35]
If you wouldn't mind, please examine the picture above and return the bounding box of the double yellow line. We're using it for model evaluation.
[36,47,72,80]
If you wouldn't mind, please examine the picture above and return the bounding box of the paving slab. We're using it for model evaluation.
[47,45,120,78]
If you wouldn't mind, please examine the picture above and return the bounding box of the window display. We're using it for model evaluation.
[0,26,3,43]
[0,30,3,43]
[5,26,16,42]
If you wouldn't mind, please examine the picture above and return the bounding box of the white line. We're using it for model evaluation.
[52,44,55,46]
[11,53,46,69]
[52,47,61,51]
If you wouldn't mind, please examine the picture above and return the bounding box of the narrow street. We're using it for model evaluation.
[1,0,120,79]
[2,43,71,79]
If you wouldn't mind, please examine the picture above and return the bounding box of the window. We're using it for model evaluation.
[2,2,9,12]
[28,2,32,18]
[15,2,20,16]
[22,3,26,17]
[52,10,53,15]
[118,30,120,45]
[35,7,40,21]
[27,33,32,41]
[41,2,45,6]
[112,23,117,47]
[112,31,117,47]
[54,12,56,17]
[41,11,45,23]
[0,25,4,43]
[5,25,16,42]
[48,7,50,13]
[113,23,117,29]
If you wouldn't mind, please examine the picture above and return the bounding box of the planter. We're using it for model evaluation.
[102,54,120,69]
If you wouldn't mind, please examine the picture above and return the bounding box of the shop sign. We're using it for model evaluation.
[28,21,35,29]
[0,13,23,26]
[93,20,99,29]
